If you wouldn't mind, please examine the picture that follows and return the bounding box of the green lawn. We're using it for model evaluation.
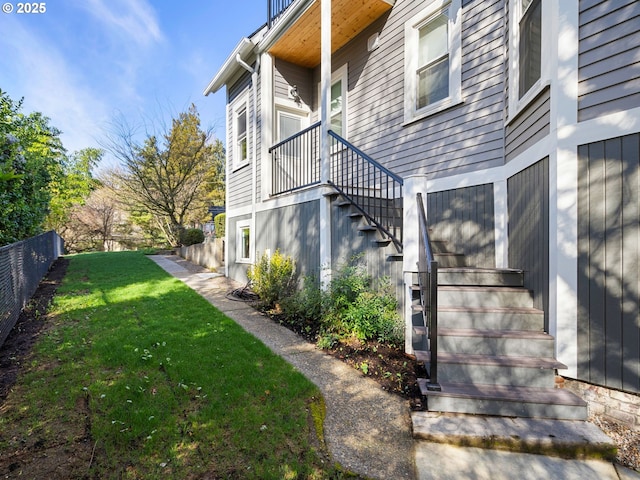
[0,251,336,479]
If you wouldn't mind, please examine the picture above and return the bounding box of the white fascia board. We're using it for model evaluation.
[203,38,255,96]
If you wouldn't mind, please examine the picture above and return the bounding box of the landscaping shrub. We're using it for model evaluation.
[214,213,225,237]
[180,228,204,246]
[247,249,296,310]
[275,255,403,346]
[321,258,402,344]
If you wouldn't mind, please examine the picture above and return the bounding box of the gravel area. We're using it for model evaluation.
[591,415,640,472]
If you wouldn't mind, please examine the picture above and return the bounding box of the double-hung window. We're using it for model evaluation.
[232,93,249,170]
[404,0,462,123]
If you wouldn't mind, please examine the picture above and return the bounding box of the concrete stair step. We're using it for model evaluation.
[415,351,565,388]
[438,286,534,309]
[438,267,524,287]
[412,410,614,455]
[438,328,555,356]
[417,382,589,421]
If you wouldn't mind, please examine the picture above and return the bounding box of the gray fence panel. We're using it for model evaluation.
[0,231,64,348]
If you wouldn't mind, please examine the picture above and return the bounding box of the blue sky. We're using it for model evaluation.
[0,0,265,166]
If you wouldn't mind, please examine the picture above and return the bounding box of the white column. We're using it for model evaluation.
[319,0,332,287]
[493,180,508,268]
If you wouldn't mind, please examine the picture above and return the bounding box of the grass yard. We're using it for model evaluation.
[0,251,334,479]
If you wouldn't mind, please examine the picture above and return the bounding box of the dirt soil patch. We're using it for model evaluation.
[0,258,97,480]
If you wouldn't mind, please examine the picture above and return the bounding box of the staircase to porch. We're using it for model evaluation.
[271,126,588,420]
[412,199,588,421]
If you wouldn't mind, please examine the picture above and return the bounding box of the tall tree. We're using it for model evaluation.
[46,147,103,234]
[106,104,224,246]
[0,89,66,245]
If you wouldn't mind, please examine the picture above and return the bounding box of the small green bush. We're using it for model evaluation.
[322,258,402,344]
[214,213,225,237]
[247,250,296,310]
[181,228,204,246]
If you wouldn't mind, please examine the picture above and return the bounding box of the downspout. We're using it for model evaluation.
[236,53,260,265]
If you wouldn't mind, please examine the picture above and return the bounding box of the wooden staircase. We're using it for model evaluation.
[412,240,588,420]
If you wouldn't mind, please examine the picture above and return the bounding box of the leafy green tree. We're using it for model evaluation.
[46,147,103,234]
[0,89,66,245]
[106,104,225,246]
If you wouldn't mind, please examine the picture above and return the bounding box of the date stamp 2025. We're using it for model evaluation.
[2,2,47,14]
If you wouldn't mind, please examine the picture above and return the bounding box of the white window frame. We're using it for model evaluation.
[232,92,250,171]
[404,0,462,124]
[318,64,348,138]
[236,219,251,263]
[275,99,310,142]
[508,0,551,122]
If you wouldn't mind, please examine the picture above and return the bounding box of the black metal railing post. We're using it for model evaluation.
[417,192,440,391]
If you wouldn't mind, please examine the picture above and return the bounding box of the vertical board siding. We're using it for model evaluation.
[577,134,640,394]
[330,199,404,310]
[255,200,321,281]
[505,86,551,162]
[578,0,640,121]
[426,184,496,268]
[507,158,549,329]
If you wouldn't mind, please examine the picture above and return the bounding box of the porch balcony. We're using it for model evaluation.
[266,0,395,68]
[269,122,403,248]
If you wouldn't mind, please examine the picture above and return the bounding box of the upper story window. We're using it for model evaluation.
[404,0,462,123]
[509,0,548,119]
[232,93,250,170]
[519,0,541,99]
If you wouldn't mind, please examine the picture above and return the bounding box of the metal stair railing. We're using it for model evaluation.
[269,122,321,195]
[416,192,440,391]
[328,130,404,250]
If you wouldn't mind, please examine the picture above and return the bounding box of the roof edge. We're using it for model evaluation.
[203,37,255,96]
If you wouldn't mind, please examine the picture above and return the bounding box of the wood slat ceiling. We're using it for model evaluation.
[268,0,394,68]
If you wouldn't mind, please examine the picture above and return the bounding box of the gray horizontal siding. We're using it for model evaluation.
[577,134,640,394]
[578,0,640,121]
[507,158,549,330]
[227,87,254,208]
[274,58,314,107]
[505,86,551,162]
[255,200,320,282]
[310,0,506,180]
[427,184,496,268]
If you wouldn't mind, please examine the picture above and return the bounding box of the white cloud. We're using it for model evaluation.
[79,0,164,47]
[0,17,110,153]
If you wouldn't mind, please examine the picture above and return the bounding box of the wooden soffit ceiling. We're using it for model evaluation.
[268,0,394,68]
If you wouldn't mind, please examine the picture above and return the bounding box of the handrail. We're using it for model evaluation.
[270,122,321,195]
[328,130,404,250]
[416,192,441,391]
[269,121,321,153]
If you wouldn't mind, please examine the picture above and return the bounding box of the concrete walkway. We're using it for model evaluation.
[149,255,640,480]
